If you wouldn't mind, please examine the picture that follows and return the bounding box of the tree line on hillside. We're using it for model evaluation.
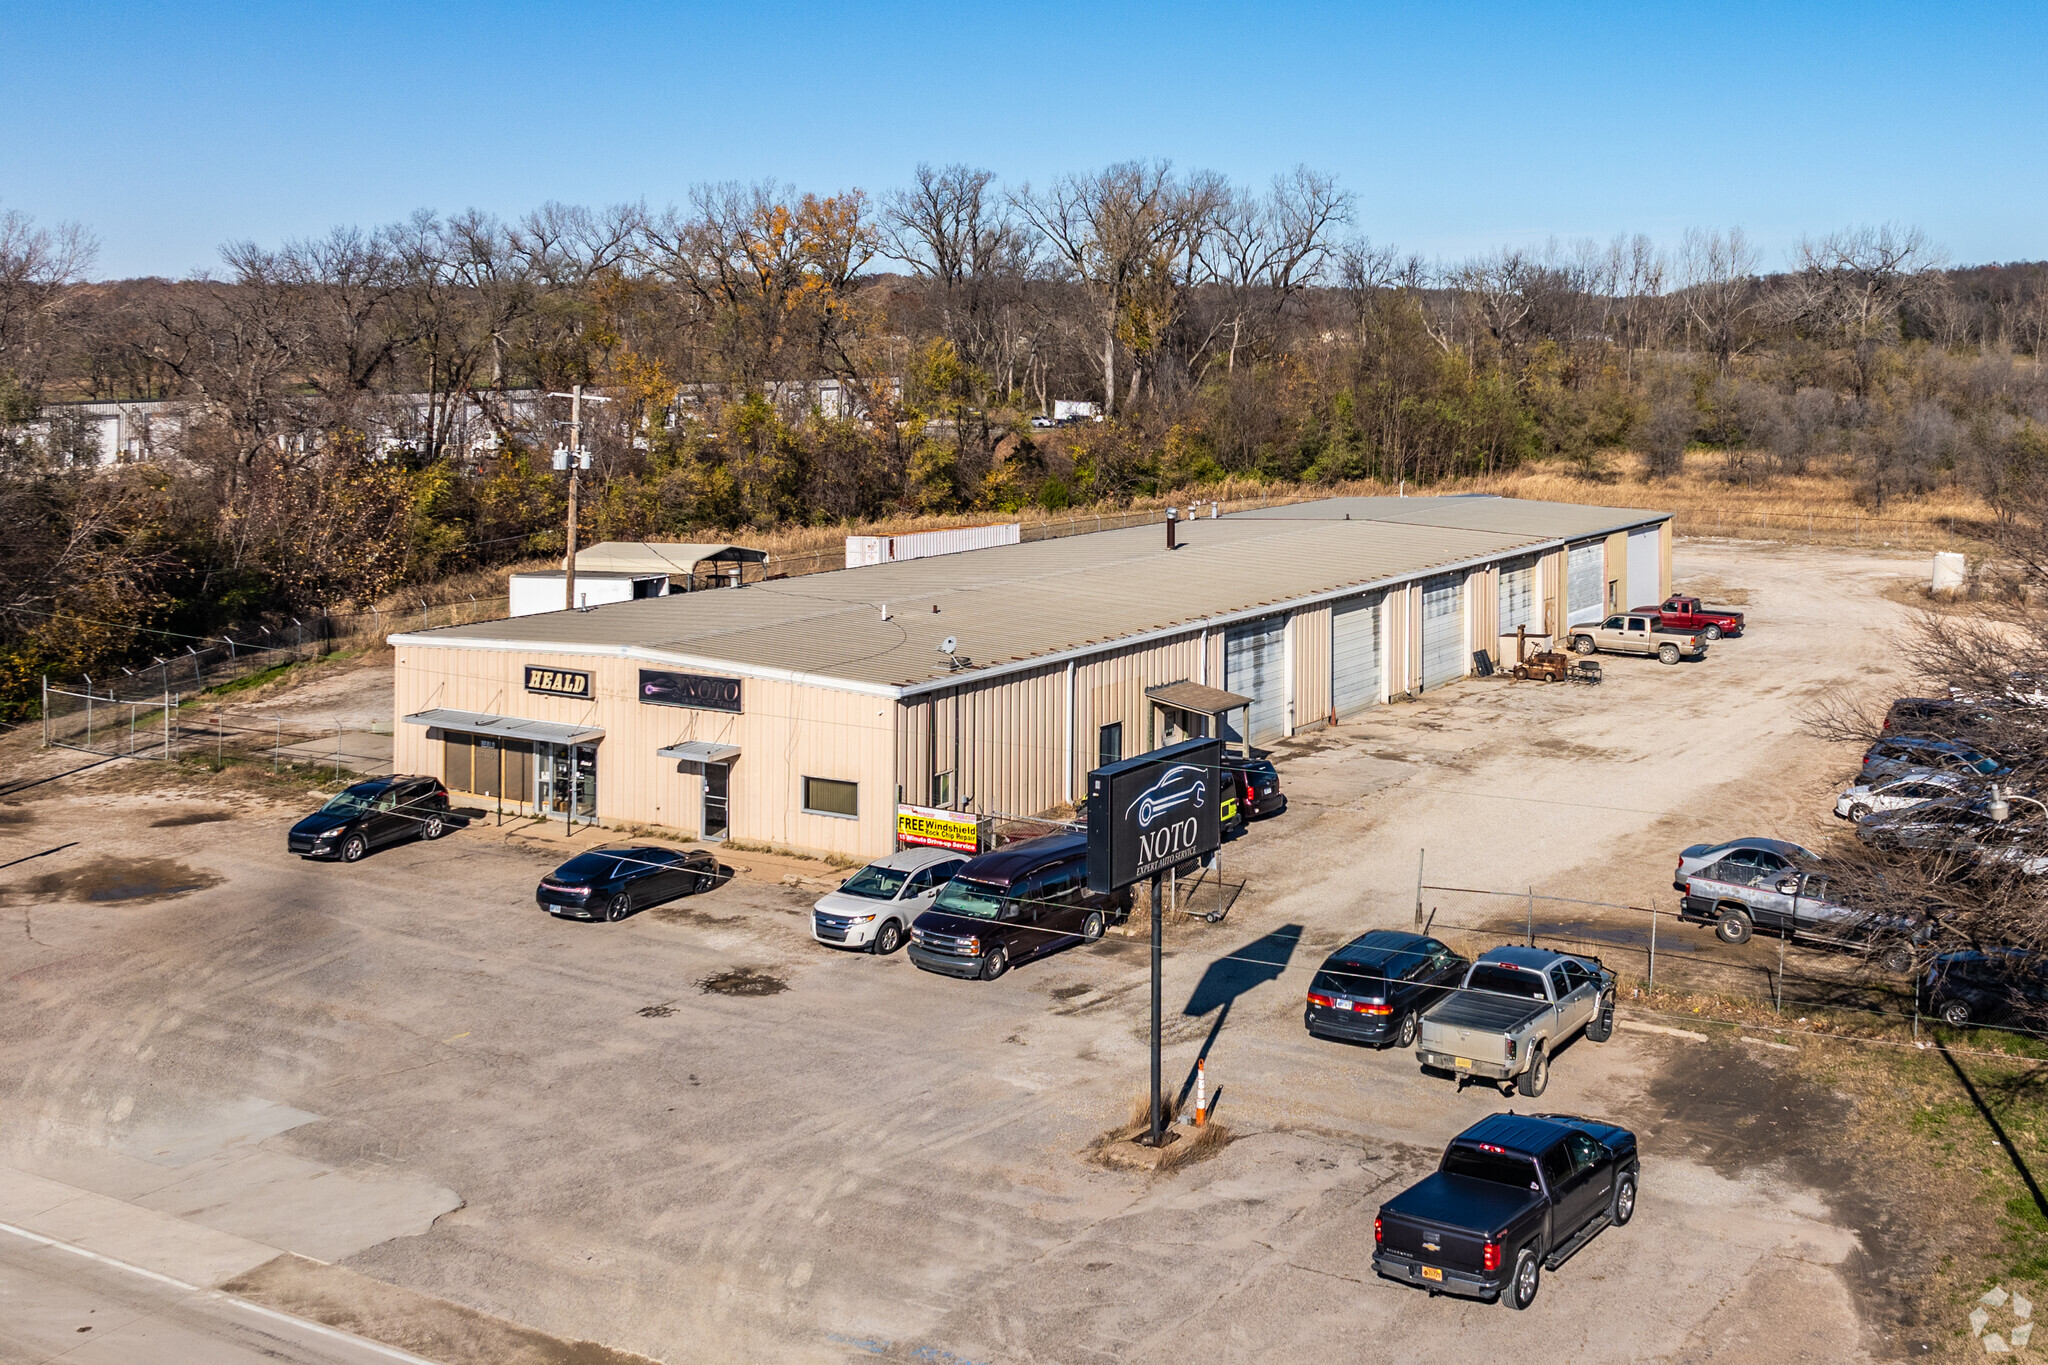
[5,169,2048,714]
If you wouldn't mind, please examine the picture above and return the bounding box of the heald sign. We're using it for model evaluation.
[523,666,592,699]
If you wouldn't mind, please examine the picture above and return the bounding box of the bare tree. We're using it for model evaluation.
[0,208,99,413]
[1782,223,1946,397]
[1676,227,1762,372]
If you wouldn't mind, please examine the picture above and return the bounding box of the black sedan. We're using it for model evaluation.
[288,776,451,862]
[536,845,722,921]
[1305,930,1467,1048]
[1923,949,2048,1029]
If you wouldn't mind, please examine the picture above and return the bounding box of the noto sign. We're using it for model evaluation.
[1085,737,1224,893]
[638,669,743,713]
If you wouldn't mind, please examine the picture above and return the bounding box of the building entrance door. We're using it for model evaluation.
[702,762,729,841]
[536,743,598,823]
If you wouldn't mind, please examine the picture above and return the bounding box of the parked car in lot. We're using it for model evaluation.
[1415,946,1615,1097]
[1373,1111,1639,1310]
[1304,931,1468,1049]
[1568,614,1706,664]
[907,833,1130,980]
[1834,768,1983,822]
[1633,594,1744,639]
[1678,862,1931,969]
[1223,754,1286,819]
[1860,736,2010,784]
[1672,837,1817,892]
[812,845,967,954]
[1857,798,2048,875]
[1923,949,2048,1029]
[535,845,722,921]
[288,775,451,861]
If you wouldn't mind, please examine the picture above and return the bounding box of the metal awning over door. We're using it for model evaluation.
[1224,616,1287,747]
[1626,527,1660,607]
[1566,541,1605,626]
[1420,575,1466,691]
[1331,593,1382,718]
[404,708,603,746]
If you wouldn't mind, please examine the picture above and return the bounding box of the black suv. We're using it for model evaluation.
[1923,949,2048,1029]
[908,833,1130,980]
[1305,930,1468,1049]
[1224,755,1286,819]
[288,776,452,861]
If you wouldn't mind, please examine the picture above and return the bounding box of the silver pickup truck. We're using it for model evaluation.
[1416,946,1616,1097]
[1568,614,1707,665]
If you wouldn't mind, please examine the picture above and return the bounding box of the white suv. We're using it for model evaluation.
[812,846,968,954]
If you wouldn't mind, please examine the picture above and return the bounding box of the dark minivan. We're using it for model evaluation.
[1305,931,1468,1049]
[907,833,1130,981]
[288,775,451,861]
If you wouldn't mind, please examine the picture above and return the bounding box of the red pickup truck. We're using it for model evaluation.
[1631,595,1745,639]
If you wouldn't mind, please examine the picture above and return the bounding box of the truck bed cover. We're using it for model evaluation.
[1423,990,1547,1035]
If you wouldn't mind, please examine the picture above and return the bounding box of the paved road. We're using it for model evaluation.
[0,1224,432,1365]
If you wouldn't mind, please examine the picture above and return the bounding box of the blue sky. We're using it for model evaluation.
[3,1,2040,279]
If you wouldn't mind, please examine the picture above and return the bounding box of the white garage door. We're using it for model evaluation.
[1566,542,1605,626]
[1331,593,1382,718]
[1420,575,1465,691]
[1225,616,1287,747]
[1497,556,1538,634]
[1626,527,1660,609]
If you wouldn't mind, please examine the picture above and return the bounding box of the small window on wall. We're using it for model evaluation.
[1098,722,1123,769]
[932,769,953,808]
[803,776,859,819]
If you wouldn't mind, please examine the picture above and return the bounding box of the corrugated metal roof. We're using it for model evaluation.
[396,496,1667,694]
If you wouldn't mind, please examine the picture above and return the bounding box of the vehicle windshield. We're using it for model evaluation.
[1467,964,1548,1000]
[1970,755,2003,774]
[841,865,910,900]
[319,788,379,815]
[1442,1145,1541,1189]
[552,852,625,883]
[1311,962,1385,998]
[931,877,1006,919]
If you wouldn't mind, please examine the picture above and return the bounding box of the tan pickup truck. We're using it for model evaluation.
[1568,614,1707,664]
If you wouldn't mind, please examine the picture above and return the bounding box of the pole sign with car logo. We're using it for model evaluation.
[524,666,592,699]
[1085,737,1224,892]
[637,669,743,713]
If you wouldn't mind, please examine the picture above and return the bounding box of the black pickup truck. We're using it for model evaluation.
[1373,1111,1639,1309]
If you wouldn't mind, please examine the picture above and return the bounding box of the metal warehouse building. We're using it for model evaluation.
[389,495,1671,859]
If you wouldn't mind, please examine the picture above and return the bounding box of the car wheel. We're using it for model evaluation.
[1586,996,1615,1042]
[692,871,714,894]
[871,919,903,955]
[1941,1000,1973,1027]
[1506,1247,1541,1310]
[339,833,368,863]
[1572,635,1596,656]
[1516,1045,1549,1098]
[1659,643,1681,665]
[421,813,446,840]
[1880,945,1914,974]
[1715,910,1753,945]
[980,945,1009,981]
[1703,623,1722,641]
[1396,1009,1419,1049]
[1847,803,1871,822]
[606,892,632,923]
[1612,1171,1637,1227]
[1081,910,1105,944]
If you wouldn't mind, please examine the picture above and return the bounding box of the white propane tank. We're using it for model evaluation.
[1931,551,1966,593]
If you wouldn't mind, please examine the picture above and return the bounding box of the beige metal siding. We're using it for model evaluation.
[1292,604,1331,730]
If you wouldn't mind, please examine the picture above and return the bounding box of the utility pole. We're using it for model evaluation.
[550,385,611,611]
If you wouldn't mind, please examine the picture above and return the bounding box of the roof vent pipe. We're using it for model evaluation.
[1166,506,1179,551]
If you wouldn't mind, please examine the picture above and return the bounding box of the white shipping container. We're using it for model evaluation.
[1053,400,1101,422]
[845,523,1022,568]
[509,571,664,616]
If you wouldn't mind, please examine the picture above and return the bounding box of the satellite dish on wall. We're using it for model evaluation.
[939,636,957,655]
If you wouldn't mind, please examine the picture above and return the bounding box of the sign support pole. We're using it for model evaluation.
[1150,869,1164,1148]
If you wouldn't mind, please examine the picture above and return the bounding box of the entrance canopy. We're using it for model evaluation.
[1145,680,1255,757]
[404,708,604,746]
[656,740,741,764]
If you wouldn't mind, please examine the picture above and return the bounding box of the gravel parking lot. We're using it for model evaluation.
[1,539,1933,1363]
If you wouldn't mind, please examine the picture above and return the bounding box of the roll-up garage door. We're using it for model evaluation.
[1566,542,1604,626]
[1420,575,1465,691]
[1331,593,1382,718]
[1626,527,1660,609]
[1225,616,1287,747]
[1497,557,1537,634]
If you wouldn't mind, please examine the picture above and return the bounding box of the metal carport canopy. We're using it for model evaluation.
[403,708,604,746]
